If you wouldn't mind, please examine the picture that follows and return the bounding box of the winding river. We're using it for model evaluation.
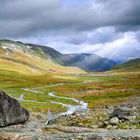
[20,83,88,116]
[48,92,88,115]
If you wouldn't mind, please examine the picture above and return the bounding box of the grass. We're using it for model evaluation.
[48,70,140,108]
[0,67,139,113]
[0,70,81,113]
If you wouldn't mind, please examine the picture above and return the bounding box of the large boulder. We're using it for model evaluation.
[110,105,137,120]
[0,91,29,127]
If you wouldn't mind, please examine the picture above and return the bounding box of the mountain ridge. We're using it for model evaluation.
[0,39,117,72]
[0,39,84,75]
[23,41,117,71]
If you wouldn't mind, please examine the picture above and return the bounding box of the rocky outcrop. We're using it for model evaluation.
[0,91,29,127]
[0,110,139,140]
[110,105,137,120]
[102,97,140,129]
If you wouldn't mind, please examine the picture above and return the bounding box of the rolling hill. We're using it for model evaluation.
[0,39,117,73]
[112,58,140,71]
[0,39,84,75]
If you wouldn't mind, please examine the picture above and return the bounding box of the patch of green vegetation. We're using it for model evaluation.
[0,57,44,71]
[118,122,140,129]
[0,70,80,113]
[0,58,140,113]
[113,58,140,70]
[20,101,66,113]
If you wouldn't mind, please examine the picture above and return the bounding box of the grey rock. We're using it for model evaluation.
[110,106,137,120]
[45,119,56,125]
[103,121,109,126]
[0,91,29,127]
[45,109,56,125]
[106,125,112,129]
[110,117,119,125]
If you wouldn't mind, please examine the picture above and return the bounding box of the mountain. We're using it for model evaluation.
[0,39,117,73]
[24,44,117,71]
[0,39,84,75]
[57,53,117,71]
[112,58,140,71]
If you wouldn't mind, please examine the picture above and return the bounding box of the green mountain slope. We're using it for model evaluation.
[24,43,117,71]
[113,58,140,71]
[0,40,84,75]
[0,39,117,73]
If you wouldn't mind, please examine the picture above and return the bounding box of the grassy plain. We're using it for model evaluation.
[0,65,139,114]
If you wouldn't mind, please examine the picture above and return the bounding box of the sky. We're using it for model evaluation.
[0,0,140,62]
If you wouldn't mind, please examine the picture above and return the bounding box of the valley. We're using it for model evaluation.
[1,67,139,114]
[0,40,140,139]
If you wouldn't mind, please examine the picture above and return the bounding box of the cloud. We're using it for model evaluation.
[65,27,123,45]
[0,0,140,38]
[41,28,140,62]
[94,32,140,61]
[0,0,140,62]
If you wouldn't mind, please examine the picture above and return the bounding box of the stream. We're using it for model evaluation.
[48,92,88,116]
[20,83,88,116]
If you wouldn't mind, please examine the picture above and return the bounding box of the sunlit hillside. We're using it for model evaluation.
[0,40,84,75]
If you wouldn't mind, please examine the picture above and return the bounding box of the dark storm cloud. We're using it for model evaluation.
[0,0,140,62]
[0,0,140,38]
[65,27,123,45]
